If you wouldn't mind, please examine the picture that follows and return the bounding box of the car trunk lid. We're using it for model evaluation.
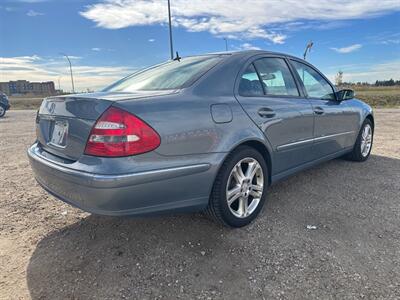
[36,91,176,161]
[36,95,112,161]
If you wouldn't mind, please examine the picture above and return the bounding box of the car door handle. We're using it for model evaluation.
[314,107,324,115]
[258,108,276,118]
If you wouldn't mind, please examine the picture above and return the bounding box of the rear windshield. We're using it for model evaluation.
[103,55,223,92]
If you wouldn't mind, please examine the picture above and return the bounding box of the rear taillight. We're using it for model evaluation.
[84,106,160,157]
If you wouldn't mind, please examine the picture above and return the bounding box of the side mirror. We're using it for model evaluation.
[336,89,355,101]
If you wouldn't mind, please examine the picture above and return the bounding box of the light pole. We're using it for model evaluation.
[303,41,314,61]
[61,53,75,93]
[224,38,228,51]
[167,0,174,60]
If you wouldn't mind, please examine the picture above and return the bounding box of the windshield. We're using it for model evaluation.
[103,55,223,92]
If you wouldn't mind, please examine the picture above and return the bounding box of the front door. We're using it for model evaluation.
[290,60,358,158]
[235,56,315,175]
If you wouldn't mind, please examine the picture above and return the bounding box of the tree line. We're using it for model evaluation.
[374,79,400,86]
[341,79,400,87]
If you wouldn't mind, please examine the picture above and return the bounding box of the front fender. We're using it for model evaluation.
[347,98,374,130]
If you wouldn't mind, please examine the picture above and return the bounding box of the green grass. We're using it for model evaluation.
[9,86,400,110]
[351,86,400,108]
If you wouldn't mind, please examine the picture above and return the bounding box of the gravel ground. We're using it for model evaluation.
[0,109,399,300]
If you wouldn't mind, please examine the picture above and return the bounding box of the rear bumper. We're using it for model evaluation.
[28,143,216,216]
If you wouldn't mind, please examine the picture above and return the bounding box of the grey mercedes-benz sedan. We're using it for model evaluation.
[28,50,374,227]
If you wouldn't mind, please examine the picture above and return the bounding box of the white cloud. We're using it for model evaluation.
[236,43,261,50]
[0,56,136,92]
[326,60,400,83]
[26,9,44,17]
[331,44,362,53]
[148,38,155,42]
[80,0,400,44]
[379,32,400,45]
[382,39,400,45]
[91,47,102,51]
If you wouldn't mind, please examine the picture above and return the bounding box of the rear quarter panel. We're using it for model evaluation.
[113,91,270,156]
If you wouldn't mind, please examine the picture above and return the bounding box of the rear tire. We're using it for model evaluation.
[205,146,268,227]
[0,104,6,118]
[346,119,373,162]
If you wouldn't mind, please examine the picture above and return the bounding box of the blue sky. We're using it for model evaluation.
[0,0,399,92]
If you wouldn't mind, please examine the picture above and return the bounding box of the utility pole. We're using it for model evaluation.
[61,53,75,93]
[167,0,174,60]
[224,38,228,51]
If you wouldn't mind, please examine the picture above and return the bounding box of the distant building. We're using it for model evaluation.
[0,80,56,96]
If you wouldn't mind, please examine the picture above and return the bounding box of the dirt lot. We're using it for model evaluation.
[0,110,399,300]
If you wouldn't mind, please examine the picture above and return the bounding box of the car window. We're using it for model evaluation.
[253,58,299,97]
[238,64,264,96]
[103,55,223,91]
[291,60,335,100]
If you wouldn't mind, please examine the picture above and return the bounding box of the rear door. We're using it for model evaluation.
[289,59,357,158]
[235,56,314,175]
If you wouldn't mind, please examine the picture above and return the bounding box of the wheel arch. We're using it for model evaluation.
[240,140,272,185]
[365,114,374,129]
[216,139,273,186]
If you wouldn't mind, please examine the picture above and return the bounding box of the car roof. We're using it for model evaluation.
[184,50,303,61]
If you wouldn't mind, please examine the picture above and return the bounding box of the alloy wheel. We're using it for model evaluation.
[360,124,372,157]
[226,157,264,218]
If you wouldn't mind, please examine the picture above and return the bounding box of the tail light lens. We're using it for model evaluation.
[84,106,160,157]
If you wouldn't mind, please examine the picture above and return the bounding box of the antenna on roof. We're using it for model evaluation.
[173,51,181,61]
[303,41,314,60]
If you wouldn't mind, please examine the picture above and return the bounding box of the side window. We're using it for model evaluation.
[291,60,335,100]
[253,58,299,97]
[238,64,263,97]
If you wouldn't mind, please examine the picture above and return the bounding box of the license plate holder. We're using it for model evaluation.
[49,120,68,147]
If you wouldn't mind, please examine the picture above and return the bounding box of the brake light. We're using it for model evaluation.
[84,106,160,157]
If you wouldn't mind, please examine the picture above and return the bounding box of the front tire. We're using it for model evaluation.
[346,119,374,162]
[206,146,268,227]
